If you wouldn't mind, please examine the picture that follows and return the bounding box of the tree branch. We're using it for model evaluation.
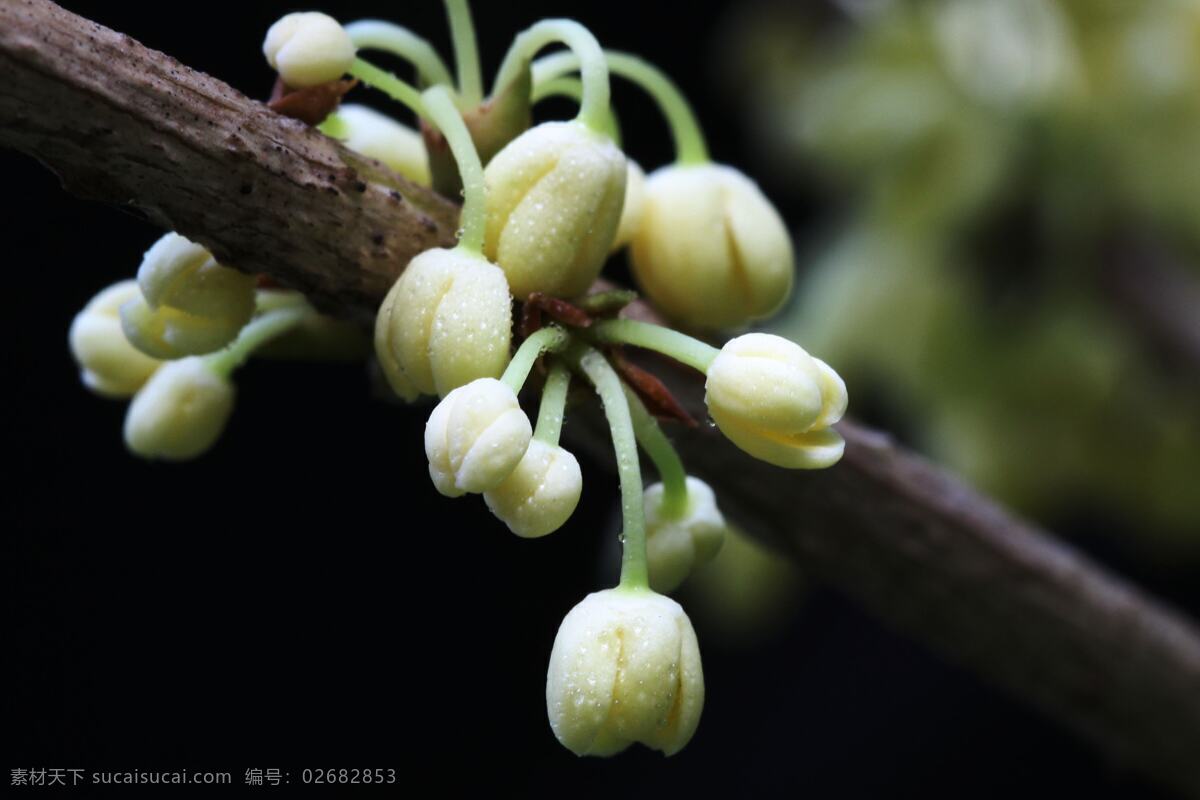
[0,0,458,323]
[4,1,1200,795]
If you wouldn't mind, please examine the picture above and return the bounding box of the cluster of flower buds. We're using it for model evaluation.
[65,1,851,761]
[69,237,336,459]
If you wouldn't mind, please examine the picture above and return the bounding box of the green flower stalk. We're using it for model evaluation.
[445,0,484,106]
[569,342,649,590]
[344,19,454,88]
[485,362,584,538]
[374,86,512,401]
[533,50,707,164]
[483,20,626,299]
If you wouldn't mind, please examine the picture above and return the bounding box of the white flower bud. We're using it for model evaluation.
[121,233,256,359]
[374,248,513,401]
[123,358,235,461]
[644,477,728,593]
[546,588,704,757]
[120,294,248,360]
[631,164,794,329]
[137,233,255,323]
[611,159,646,252]
[263,12,356,89]
[424,378,532,496]
[68,281,162,398]
[484,440,583,538]
[705,333,847,469]
[332,104,430,186]
[484,121,626,299]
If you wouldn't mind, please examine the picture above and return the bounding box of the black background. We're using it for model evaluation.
[4,1,1195,797]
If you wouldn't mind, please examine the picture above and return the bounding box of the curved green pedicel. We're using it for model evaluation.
[421,86,487,254]
[444,0,484,106]
[345,20,454,88]
[625,386,689,519]
[501,327,570,394]
[588,319,720,374]
[533,50,709,164]
[493,20,612,135]
[532,76,623,145]
[205,300,314,378]
[348,58,426,118]
[568,341,650,590]
[535,360,572,445]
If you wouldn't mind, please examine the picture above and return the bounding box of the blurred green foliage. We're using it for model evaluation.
[725,0,1200,545]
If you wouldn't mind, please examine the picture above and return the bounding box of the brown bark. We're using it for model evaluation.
[3,1,1200,794]
[0,0,458,323]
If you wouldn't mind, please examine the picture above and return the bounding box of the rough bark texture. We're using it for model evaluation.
[0,0,458,323]
[4,1,1200,795]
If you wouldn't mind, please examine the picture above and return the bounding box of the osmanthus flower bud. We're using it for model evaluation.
[374,248,512,402]
[484,121,626,299]
[705,333,848,469]
[69,281,162,398]
[121,233,256,359]
[325,104,430,186]
[644,477,728,593]
[263,12,356,88]
[425,378,532,497]
[546,588,704,757]
[611,160,646,252]
[123,358,235,461]
[631,164,794,330]
[484,440,583,538]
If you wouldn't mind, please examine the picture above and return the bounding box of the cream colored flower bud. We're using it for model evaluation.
[644,477,728,593]
[546,588,704,757]
[137,233,255,323]
[631,164,794,329]
[69,281,162,398]
[332,104,430,185]
[264,12,355,88]
[484,121,626,299]
[123,358,235,461]
[484,440,583,538]
[705,333,847,469]
[424,378,532,496]
[375,248,513,402]
[120,294,248,360]
[611,160,646,252]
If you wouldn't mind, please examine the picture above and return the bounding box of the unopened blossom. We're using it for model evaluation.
[69,281,162,398]
[644,477,728,593]
[705,333,847,468]
[375,248,512,401]
[124,358,235,460]
[631,164,793,329]
[263,12,356,88]
[424,378,532,496]
[484,121,626,299]
[484,440,583,537]
[546,588,704,756]
[121,233,255,358]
